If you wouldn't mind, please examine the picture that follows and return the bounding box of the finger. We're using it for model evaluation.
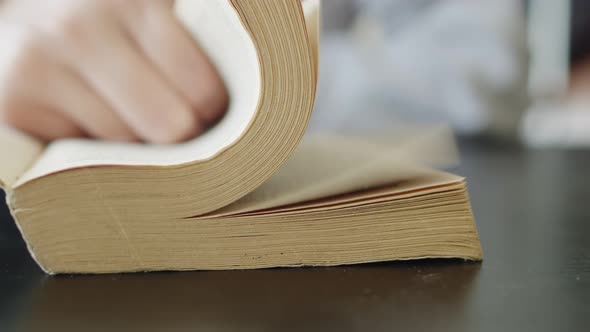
[0,33,84,141]
[1,100,84,141]
[37,65,138,142]
[123,3,228,125]
[61,14,201,144]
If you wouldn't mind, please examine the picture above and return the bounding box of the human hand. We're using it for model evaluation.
[0,0,228,144]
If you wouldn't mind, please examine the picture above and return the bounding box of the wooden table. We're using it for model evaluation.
[1,139,589,331]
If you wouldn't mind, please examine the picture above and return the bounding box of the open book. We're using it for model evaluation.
[0,0,481,274]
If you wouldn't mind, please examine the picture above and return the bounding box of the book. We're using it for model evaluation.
[0,0,481,274]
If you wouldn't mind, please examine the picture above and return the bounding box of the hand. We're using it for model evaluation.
[0,0,228,144]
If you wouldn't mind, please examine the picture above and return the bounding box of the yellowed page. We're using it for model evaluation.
[209,171,464,218]
[212,128,460,216]
[303,0,320,77]
[0,126,43,189]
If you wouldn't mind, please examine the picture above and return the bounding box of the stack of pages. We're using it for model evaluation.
[0,0,481,274]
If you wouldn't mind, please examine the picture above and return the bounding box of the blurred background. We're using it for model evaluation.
[2,2,590,329]
[308,0,590,148]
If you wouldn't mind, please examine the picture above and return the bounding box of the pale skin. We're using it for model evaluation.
[0,0,228,144]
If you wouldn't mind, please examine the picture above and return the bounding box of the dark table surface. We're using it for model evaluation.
[1,139,589,332]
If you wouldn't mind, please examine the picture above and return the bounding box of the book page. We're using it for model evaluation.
[303,0,320,77]
[211,128,461,216]
[16,0,261,185]
[0,126,44,189]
